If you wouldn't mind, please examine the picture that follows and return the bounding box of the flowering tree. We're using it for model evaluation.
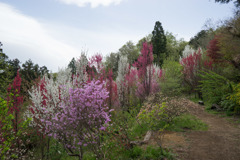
[207,36,223,64]
[43,80,111,160]
[180,45,195,61]
[116,56,129,109]
[106,69,118,109]
[75,53,88,84]
[134,42,160,101]
[1,71,32,159]
[88,54,106,82]
[7,71,23,133]
[124,65,144,107]
[180,49,212,97]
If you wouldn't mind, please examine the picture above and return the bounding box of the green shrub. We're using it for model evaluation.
[199,70,233,105]
[0,97,32,159]
[228,83,240,115]
[138,103,169,131]
[160,59,183,96]
[143,146,174,160]
[0,97,14,159]
[167,114,208,132]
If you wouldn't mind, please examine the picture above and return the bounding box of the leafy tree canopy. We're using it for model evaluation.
[215,0,240,7]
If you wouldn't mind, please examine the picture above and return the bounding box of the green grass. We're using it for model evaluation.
[167,114,208,132]
[111,145,175,160]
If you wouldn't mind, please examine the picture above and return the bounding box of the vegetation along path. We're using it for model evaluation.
[151,99,240,160]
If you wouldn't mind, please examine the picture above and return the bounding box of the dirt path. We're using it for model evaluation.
[149,99,240,160]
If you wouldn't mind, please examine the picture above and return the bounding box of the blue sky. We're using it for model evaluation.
[0,0,235,72]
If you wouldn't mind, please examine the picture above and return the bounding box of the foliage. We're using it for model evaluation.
[102,106,174,160]
[165,32,188,60]
[0,94,32,159]
[167,114,208,132]
[20,59,49,98]
[0,97,14,159]
[118,41,139,64]
[228,83,240,114]
[151,21,167,66]
[199,70,233,106]
[160,59,183,95]
[104,110,138,152]
[8,58,21,79]
[7,71,23,135]
[123,145,174,160]
[68,58,77,75]
[189,29,214,49]
[0,52,14,97]
[136,34,152,51]
[208,14,240,71]
[215,0,240,7]
[105,52,119,79]
[138,103,169,131]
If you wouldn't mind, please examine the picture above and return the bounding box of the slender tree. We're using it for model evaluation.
[68,58,77,75]
[151,21,167,66]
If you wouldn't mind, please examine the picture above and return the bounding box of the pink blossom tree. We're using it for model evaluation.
[43,80,111,160]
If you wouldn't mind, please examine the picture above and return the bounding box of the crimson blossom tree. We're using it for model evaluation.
[4,71,32,159]
[207,36,224,64]
[134,42,160,101]
[106,69,118,109]
[7,70,23,133]
[180,49,212,97]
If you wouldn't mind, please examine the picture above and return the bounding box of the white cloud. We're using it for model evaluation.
[57,0,123,8]
[0,3,80,72]
[0,2,142,72]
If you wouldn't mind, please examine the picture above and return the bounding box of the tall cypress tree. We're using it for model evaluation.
[151,21,167,66]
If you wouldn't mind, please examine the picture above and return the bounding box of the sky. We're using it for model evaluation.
[0,0,236,72]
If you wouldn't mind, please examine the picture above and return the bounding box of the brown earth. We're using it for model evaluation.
[146,98,240,160]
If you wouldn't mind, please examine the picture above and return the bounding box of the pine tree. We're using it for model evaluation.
[151,21,167,66]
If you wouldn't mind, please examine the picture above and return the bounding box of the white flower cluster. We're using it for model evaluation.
[152,64,161,81]
[116,56,129,107]
[180,45,203,62]
[180,45,195,62]
[75,53,88,84]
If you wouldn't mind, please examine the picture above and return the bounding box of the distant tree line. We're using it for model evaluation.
[0,45,49,98]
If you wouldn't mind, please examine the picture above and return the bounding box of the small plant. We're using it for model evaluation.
[228,83,240,115]
[167,114,208,132]
[138,103,169,131]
